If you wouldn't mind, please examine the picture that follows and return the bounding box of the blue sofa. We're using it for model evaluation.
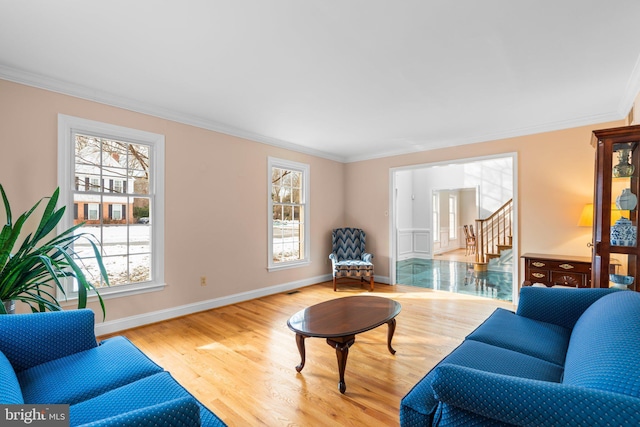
[0,309,226,427]
[400,287,640,426]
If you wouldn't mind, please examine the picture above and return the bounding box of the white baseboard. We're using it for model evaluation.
[95,273,392,336]
[95,274,331,335]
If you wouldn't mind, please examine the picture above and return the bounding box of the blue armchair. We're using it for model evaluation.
[329,227,374,291]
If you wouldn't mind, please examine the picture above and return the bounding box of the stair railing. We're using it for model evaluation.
[475,199,513,265]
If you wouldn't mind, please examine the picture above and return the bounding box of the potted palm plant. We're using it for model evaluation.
[0,184,109,318]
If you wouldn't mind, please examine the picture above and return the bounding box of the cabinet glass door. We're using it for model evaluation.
[592,126,640,292]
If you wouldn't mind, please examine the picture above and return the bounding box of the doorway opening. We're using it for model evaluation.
[389,153,518,302]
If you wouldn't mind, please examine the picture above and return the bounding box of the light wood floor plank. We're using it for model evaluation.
[100,281,514,426]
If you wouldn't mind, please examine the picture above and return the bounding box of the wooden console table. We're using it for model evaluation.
[521,253,593,288]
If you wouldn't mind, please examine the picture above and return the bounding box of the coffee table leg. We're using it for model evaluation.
[295,334,306,372]
[387,318,397,355]
[327,336,355,394]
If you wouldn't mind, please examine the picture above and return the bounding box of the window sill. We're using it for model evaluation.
[61,282,166,306]
[268,260,311,272]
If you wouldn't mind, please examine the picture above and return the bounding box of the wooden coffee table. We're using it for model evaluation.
[287,295,401,393]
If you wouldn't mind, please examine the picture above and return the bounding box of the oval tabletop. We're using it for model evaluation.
[287,295,401,338]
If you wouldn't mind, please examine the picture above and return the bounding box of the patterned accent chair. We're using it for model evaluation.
[329,227,374,291]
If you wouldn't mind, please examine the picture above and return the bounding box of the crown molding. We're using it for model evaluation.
[0,64,633,165]
[343,110,625,163]
[0,65,347,163]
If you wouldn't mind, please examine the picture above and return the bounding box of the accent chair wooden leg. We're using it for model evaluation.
[333,276,337,291]
[369,276,374,291]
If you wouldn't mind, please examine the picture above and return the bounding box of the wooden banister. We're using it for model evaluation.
[475,199,513,266]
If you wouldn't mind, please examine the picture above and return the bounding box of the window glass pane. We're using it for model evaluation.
[129,254,152,283]
[133,197,151,224]
[73,133,154,290]
[76,257,104,290]
[104,255,128,286]
[292,189,300,204]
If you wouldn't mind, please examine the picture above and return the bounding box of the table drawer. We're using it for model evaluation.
[550,271,589,288]
[527,269,550,284]
[528,259,591,274]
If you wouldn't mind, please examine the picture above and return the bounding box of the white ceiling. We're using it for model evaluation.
[2,1,640,162]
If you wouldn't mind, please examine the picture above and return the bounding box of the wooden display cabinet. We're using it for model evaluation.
[591,125,640,291]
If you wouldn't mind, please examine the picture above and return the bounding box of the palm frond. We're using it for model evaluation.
[0,184,109,318]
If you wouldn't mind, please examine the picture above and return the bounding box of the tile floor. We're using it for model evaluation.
[396,258,513,301]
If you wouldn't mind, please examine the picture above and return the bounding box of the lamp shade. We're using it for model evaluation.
[577,203,627,226]
[577,204,593,227]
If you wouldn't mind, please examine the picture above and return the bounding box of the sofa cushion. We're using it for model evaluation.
[17,336,163,405]
[399,339,564,424]
[70,372,226,427]
[465,308,571,366]
[563,291,640,397]
[0,350,23,404]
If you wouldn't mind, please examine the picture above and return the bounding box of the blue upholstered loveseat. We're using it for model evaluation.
[400,287,640,426]
[0,309,226,426]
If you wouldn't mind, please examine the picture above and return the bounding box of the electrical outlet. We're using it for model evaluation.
[200,276,207,286]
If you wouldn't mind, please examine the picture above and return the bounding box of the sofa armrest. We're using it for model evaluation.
[432,364,640,426]
[516,286,618,329]
[0,309,97,372]
[77,397,202,427]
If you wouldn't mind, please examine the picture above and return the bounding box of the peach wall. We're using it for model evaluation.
[0,77,629,324]
[0,79,344,321]
[344,121,626,282]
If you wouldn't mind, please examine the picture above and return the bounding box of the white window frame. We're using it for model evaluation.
[267,157,310,271]
[432,192,440,243]
[58,114,165,300]
[449,194,458,240]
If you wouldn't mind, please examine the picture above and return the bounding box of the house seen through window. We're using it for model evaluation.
[59,115,165,298]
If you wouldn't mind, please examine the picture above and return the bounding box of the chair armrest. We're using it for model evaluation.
[77,397,202,427]
[432,364,640,426]
[329,253,337,268]
[516,286,619,329]
[0,309,97,372]
[362,252,373,263]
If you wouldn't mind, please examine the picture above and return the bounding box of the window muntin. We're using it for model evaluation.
[58,115,165,299]
[268,158,310,270]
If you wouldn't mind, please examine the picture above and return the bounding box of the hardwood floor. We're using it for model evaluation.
[99,281,514,426]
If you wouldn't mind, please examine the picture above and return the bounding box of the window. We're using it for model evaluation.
[432,193,440,242]
[113,180,123,194]
[89,177,100,192]
[449,195,458,240]
[268,157,310,270]
[88,203,99,221]
[111,204,123,220]
[58,115,165,299]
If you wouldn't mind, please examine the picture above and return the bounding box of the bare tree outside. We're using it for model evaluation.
[271,167,304,262]
[73,134,153,288]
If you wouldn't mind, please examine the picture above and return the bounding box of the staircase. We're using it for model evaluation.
[474,199,513,271]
